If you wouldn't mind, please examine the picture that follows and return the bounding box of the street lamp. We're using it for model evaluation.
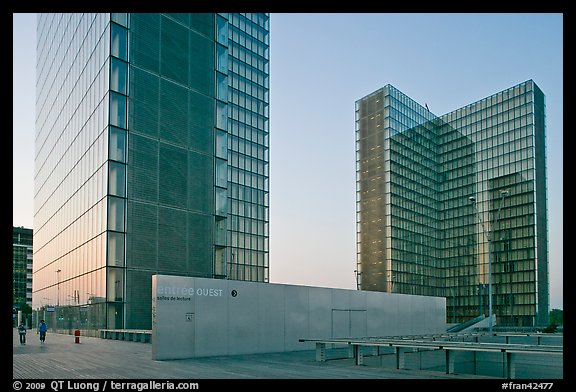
[469,190,508,332]
[56,269,61,306]
[42,297,50,321]
[387,273,396,293]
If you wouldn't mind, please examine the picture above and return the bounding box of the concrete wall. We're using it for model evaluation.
[152,275,446,360]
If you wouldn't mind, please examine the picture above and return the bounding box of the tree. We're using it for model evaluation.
[549,309,563,326]
[15,302,32,316]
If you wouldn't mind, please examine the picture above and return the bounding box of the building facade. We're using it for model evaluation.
[33,13,269,332]
[13,226,33,323]
[355,81,548,326]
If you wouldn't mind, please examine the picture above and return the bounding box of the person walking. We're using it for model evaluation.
[38,319,47,343]
[18,321,27,344]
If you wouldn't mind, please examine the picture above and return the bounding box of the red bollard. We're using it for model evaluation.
[74,329,80,344]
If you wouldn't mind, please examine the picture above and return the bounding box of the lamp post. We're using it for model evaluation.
[469,190,508,332]
[42,297,50,321]
[56,269,61,307]
[387,273,396,293]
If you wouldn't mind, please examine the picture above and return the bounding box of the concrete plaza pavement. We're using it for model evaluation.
[12,328,500,380]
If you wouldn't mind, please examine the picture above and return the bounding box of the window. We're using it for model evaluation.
[111,13,128,27]
[217,44,228,74]
[110,23,127,61]
[215,187,227,217]
[110,57,127,95]
[217,71,227,101]
[109,126,126,162]
[109,92,127,129]
[107,267,124,302]
[215,129,227,158]
[216,100,228,130]
[217,15,228,46]
[108,196,125,232]
[107,231,125,267]
[215,158,227,188]
[108,161,126,197]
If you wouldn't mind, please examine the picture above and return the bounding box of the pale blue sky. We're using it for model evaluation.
[13,13,563,309]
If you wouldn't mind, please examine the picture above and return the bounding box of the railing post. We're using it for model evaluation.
[395,347,405,369]
[506,352,516,379]
[446,349,455,374]
[355,345,364,365]
[473,336,478,375]
[348,343,355,358]
[316,342,326,362]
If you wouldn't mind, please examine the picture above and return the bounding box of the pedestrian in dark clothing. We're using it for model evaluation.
[18,322,27,344]
[38,320,47,343]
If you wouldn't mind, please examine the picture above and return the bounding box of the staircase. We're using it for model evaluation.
[447,315,487,333]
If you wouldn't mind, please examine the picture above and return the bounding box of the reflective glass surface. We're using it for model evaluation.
[356,81,548,326]
[34,13,270,331]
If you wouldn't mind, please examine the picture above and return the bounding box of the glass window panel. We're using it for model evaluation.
[107,196,125,232]
[217,72,227,101]
[215,129,227,158]
[110,23,127,61]
[215,187,227,216]
[107,231,125,267]
[215,158,227,188]
[107,267,124,302]
[215,247,226,276]
[111,13,128,27]
[215,219,226,246]
[109,92,127,128]
[109,126,126,162]
[216,100,228,130]
[217,15,228,46]
[110,57,127,94]
[217,44,228,74]
[108,161,126,197]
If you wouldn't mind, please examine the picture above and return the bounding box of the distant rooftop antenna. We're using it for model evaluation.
[425,103,430,111]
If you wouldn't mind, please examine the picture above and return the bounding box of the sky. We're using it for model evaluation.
[13,13,563,310]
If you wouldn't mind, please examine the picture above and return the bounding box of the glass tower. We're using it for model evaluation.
[33,13,269,332]
[355,81,548,327]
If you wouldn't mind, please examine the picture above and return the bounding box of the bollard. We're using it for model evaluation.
[74,329,80,344]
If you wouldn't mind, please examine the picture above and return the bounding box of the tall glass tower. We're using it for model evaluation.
[355,81,548,327]
[33,13,269,332]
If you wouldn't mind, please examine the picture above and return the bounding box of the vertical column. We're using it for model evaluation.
[446,349,455,374]
[473,336,478,374]
[348,344,355,358]
[506,352,516,379]
[395,347,405,369]
[214,14,229,278]
[355,345,364,366]
[108,14,130,330]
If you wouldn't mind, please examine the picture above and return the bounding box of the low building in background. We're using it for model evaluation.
[13,226,33,326]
